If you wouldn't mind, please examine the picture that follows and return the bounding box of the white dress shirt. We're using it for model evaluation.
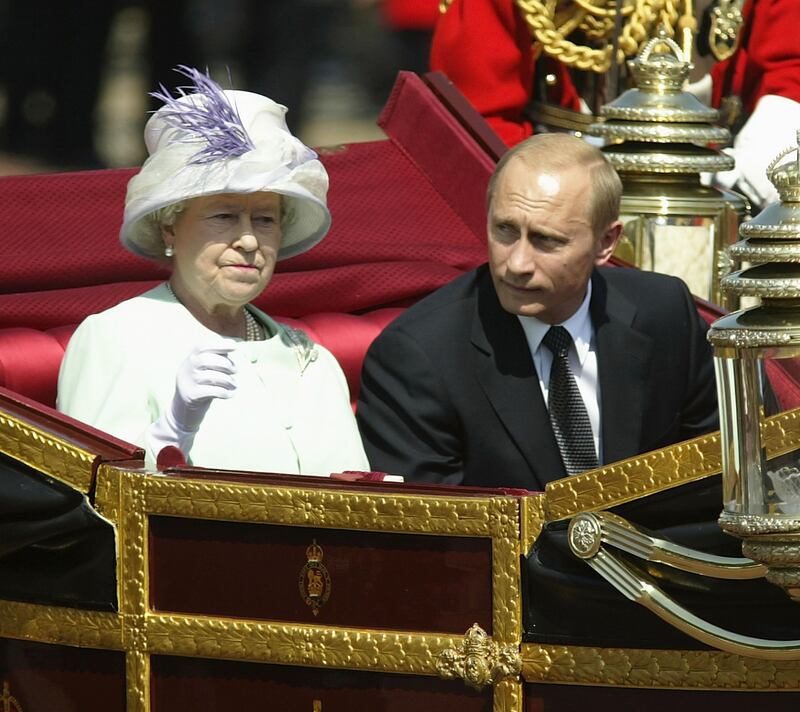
[516,282,602,463]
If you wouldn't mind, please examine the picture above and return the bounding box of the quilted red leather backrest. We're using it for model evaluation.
[0,310,405,410]
[0,72,493,331]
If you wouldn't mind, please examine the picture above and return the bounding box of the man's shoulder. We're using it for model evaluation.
[598,265,687,299]
[599,265,681,287]
[596,267,699,332]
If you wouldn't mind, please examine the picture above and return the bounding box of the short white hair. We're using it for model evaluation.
[137,196,294,261]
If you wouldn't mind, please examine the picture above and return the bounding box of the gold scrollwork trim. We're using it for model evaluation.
[142,477,508,537]
[493,678,523,712]
[720,276,800,298]
[605,152,734,174]
[144,614,460,675]
[520,495,546,557]
[761,408,800,457]
[721,510,800,536]
[119,474,149,649]
[94,464,122,525]
[544,430,722,521]
[522,643,800,689]
[591,123,729,144]
[728,242,800,263]
[739,223,800,238]
[0,411,96,493]
[545,408,800,521]
[601,106,718,124]
[708,328,796,349]
[126,650,150,712]
[490,498,522,645]
[0,600,122,650]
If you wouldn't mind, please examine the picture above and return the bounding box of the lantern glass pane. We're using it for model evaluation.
[620,214,716,299]
[715,353,768,516]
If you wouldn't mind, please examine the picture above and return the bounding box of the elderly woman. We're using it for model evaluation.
[57,67,369,475]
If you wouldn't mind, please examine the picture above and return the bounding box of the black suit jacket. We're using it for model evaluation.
[357,265,718,490]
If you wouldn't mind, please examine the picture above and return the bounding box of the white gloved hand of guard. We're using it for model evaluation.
[147,343,238,461]
[714,95,800,209]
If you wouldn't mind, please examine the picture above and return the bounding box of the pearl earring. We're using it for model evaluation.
[164,245,174,257]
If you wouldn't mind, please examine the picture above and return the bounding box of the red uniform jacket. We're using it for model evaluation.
[431,0,800,146]
[710,0,800,112]
[382,0,440,30]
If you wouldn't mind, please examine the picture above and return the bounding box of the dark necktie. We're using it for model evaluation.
[542,326,598,476]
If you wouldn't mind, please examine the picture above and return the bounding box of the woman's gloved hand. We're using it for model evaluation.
[147,343,238,462]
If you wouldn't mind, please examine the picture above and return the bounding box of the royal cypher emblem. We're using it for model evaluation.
[298,540,331,615]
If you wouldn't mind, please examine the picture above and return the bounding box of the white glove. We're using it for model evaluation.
[715,95,800,209]
[147,343,238,461]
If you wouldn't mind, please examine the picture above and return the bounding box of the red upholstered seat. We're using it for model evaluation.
[0,310,405,410]
[0,328,70,407]
[6,284,799,414]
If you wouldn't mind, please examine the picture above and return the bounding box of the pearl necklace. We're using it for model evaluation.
[244,309,263,341]
[165,282,263,341]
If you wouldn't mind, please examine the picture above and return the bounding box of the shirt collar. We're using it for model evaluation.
[517,280,593,365]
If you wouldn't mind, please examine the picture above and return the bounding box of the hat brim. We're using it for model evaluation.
[120,149,331,261]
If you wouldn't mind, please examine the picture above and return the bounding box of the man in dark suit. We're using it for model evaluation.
[356,133,717,490]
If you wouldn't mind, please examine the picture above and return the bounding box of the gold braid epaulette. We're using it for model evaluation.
[514,0,689,73]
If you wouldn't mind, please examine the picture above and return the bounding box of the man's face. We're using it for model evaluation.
[487,158,620,324]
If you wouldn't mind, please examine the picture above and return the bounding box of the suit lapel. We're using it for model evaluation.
[471,272,566,488]
[591,271,653,464]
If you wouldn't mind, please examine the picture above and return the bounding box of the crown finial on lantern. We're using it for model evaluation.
[627,23,692,93]
[764,129,800,203]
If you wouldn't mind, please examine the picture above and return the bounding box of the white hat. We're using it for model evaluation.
[120,68,331,261]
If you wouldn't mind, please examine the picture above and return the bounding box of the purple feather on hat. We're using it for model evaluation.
[151,65,255,164]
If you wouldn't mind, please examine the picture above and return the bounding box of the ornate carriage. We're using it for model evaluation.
[1,72,800,711]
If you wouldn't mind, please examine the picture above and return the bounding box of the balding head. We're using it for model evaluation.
[486,134,622,238]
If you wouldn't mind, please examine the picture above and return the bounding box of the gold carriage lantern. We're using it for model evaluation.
[709,131,800,601]
[590,29,747,308]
